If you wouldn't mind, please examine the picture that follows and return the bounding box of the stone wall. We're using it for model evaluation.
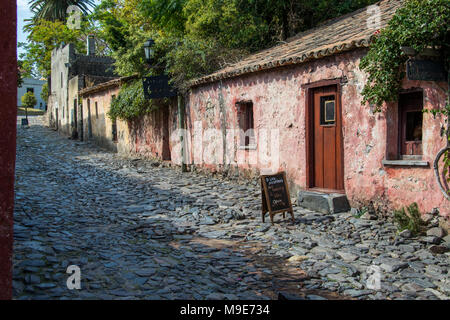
[186,49,450,216]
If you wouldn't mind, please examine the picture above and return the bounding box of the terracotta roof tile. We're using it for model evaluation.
[79,75,137,96]
[190,0,402,87]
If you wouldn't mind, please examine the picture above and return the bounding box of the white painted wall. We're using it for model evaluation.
[18,78,47,109]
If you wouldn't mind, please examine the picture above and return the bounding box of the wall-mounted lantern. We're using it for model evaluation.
[142,38,177,100]
[143,38,155,66]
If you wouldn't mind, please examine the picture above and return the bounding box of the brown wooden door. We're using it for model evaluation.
[312,85,344,191]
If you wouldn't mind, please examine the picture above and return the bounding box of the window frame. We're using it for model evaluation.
[236,101,256,149]
[398,91,424,159]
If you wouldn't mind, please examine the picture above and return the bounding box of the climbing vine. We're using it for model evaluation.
[108,79,157,121]
[360,0,449,110]
[360,0,450,198]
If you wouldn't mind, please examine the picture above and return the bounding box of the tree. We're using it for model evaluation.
[41,82,49,105]
[21,91,38,121]
[20,20,86,78]
[28,0,95,22]
[97,0,380,111]
[17,60,25,87]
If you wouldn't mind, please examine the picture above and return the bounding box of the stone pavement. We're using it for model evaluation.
[13,116,450,300]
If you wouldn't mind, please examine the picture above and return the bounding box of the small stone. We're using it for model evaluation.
[380,260,408,273]
[421,236,441,245]
[306,294,327,300]
[422,214,434,223]
[288,255,308,263]
[429,245,449,254]
[206,293,225,300]
[361,212,376,220]
[25,274,40,284]
[402,283,424,292]
[442,235,450,249]
[426,227,446,238]
[36,283,56,289]
[343,289,373,298]
[398,229,412,238]
[337,251,359,262]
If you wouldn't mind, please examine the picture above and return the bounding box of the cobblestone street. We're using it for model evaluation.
[13,116,450,300]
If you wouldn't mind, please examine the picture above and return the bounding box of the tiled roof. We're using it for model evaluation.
[79,75,137,96]
[190,0,402,87]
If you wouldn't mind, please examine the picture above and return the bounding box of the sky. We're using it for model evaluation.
[16,0,101,58]
[17,0,34,58]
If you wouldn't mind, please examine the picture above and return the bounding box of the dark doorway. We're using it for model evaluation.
[72,99,78,139]
[399,91,423,158]
[79,100,84,141]
[162,108,171,161]
[87,99,92,139]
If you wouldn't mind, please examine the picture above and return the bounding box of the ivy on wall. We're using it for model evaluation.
[360,0,449,111]
[360,0,450,198]
[108,79,157,121]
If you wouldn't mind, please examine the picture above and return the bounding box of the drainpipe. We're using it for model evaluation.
[178,94,187,172]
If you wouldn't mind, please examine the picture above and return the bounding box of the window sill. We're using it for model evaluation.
[239,145,257,150]
[382,159,429,167]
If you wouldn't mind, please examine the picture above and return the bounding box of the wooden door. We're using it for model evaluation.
[312,85,344,191]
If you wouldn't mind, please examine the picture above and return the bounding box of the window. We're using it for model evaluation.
[320,95,336,125]
[26,88,34,94]
[399,91,423,158]
[95,102,98,119]
[237,101,255,147]
[61,72,63,88]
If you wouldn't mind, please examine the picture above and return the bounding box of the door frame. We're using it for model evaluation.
[303,78,345,193]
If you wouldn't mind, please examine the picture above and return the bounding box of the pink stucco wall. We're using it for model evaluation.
[81,88,178,162]
[129,100,178,161]
[185,49,449,216]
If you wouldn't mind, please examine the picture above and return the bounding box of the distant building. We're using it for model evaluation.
[47,35,117,136]
[18,78,46,110]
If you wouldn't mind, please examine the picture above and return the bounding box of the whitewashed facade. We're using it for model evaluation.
[18,78,47,110]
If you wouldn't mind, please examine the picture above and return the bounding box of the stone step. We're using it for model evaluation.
[297,190,350,214]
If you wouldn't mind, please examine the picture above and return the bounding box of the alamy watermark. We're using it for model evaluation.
[366,4,381,31]
[66,265,81,290]
[170,122,281,174]
[366,265,381,290]
[67,5,82,30]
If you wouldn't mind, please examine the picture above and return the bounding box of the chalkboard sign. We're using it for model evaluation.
[406,59,447,82]
[143,75,177,99]
[261,172,294,225]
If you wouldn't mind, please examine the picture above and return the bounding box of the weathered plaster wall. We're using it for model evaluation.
[68,76,79,137]
[186,49,450,216]
[125,99,178,161]
[81,86,121,151]
[81,90,178,162]
[48,44,74,134]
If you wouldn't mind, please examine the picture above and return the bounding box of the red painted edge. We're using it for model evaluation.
[0,0,17,300]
